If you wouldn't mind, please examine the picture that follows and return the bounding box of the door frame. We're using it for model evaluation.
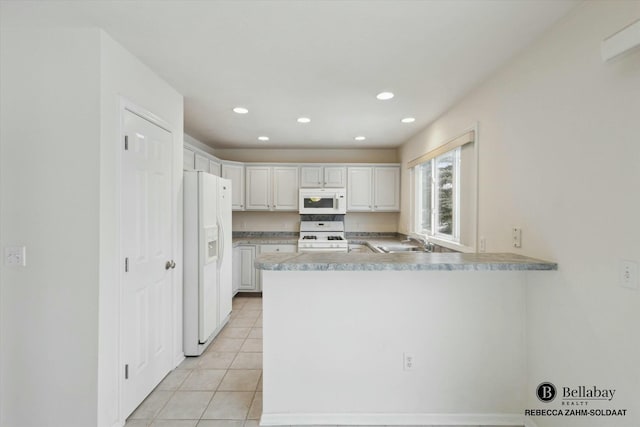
[115,98,180,424]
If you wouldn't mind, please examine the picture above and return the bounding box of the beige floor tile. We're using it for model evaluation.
[256,374,262,392]
[124,420,150,427]
[247,328,262,339]
[180,369,226,391]
[220,327,251,339]
[199,352,237,369]
[196,421,245,427]
[129,390,173,419]
[240,339,262,353]
[226,317,257,328]
[157,369,190,390]
[156,391,213,420]
[253,318,263,327]
[209,338,245,352]
[218,370,261,391]
[230,352,263,369]
[241,421,259,427]
[177,357,201,370]
[150,420,198,427]
[202,391,254,420]
[234,310,261,320]
[247,392,262,420]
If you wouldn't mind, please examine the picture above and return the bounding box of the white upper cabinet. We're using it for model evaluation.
[347,167,373,211]
[300,166,346,188]
[246,166,299,211]
[300,166,323,188]
[245,166,272,210]
[209,160,221,177]
[347,166,400,212]
[323,166,346,188]
[272,167,299,210]
[222,163,245,210]
[194,153,210,172]
[183,148,195,171]
[373,167,400,211]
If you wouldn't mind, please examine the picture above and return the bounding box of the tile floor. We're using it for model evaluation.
[125,295,263,427]
[125,295,523,427]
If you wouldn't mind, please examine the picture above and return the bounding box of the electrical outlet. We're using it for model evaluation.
[620,260,638,290]
[5,246,26,267]
[403,352,415,371]
[512,227,522,248]
[479,237,486,253]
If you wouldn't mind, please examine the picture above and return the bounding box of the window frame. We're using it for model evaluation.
[413,146,461,244]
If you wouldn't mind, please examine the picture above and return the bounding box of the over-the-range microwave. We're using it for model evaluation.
[299,188,346,214]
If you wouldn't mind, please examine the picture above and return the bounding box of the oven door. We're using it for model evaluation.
[299,190,346,214]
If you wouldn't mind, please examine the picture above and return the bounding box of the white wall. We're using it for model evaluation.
[98,31,184,427]
[262,270,528,426]
[399,2,640,426]
[232,211,399,233]
[0,29,102,427]
[0,28,183,427]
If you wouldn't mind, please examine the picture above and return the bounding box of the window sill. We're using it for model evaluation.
[411,233,475,254]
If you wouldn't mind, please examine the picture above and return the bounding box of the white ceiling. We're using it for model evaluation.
[1,0,579,149]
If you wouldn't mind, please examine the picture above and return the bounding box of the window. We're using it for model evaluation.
[414,147,461,241]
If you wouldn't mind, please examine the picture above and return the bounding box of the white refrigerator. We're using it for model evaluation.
[183,171,233,356]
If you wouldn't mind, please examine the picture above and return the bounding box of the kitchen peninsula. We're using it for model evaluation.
[256,251,557,426]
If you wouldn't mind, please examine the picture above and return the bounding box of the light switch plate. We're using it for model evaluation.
[5,246,26,266]
[620,260,638,290]
[512,227,522,248]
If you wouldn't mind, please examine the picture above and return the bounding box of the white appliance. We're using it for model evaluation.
[183,171,233,356]
[299,188,346,214]
[298,221,349,252]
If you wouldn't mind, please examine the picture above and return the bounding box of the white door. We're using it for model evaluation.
[217,178,233,322]
[324,166,346,188]
[183,148,195,170]
[121,109,174,418]
[221,164,245,210]
[273,167,299,210]
[200,173,219,343]
[209,160,221,177]
[347,167,373,211]
[194,153,210,172]
[245,166,271,210]
[300,166,323,187]
[373,167,400,211]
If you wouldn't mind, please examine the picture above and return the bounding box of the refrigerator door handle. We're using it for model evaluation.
[217,216,225,266]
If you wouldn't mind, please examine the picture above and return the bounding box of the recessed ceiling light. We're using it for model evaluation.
[297,117,311,123]
[258,136,269,141]
[376,92,394,100]
[354,136,366,141]
[401,117,416,123]
[233,107,248,114]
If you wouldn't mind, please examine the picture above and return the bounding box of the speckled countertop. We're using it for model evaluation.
[254,252,558,271]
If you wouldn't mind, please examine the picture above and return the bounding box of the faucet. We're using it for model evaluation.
[403,235,435,252]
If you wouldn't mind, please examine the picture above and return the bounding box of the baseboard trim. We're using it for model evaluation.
[524,417,539,427]
[260,412,525,426]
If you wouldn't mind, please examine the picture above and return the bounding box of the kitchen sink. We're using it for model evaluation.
[376,245,430,253]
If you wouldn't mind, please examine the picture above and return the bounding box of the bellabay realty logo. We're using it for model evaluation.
[525,382,627,418]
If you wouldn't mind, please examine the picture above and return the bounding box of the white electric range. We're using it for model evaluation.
[298,221,348,252]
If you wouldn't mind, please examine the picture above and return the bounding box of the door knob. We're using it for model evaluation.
[165,261,171,270]
[170,260,176,269]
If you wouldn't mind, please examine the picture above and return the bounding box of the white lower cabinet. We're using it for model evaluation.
[234,243,297,293]
[259,244,297,254]
[237,245,258,292]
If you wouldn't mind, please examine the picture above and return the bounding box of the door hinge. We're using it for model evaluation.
[125,257,129,272]
[125,364,129,380]
[124,135,129,151]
